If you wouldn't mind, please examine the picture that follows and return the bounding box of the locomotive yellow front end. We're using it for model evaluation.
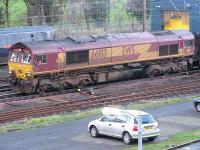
[8,44,36,94]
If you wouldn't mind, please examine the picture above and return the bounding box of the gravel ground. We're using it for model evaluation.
[0,66,8,78]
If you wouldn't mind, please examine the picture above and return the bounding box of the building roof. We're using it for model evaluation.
[0,26,54,35]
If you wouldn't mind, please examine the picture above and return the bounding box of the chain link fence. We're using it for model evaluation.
[0,0,152,38]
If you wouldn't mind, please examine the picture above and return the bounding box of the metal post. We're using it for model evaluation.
[143,0,147,32]
[138,115,143,150]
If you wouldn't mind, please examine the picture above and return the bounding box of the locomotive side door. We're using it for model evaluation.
[57,47,66,69]
[178,36,184,55]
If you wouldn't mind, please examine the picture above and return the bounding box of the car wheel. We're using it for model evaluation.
[123,132,132,145]
[90,126,98,137]
[195,103,200,112]
[147,136,157,142]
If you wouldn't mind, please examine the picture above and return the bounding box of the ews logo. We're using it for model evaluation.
[122,46,135,56]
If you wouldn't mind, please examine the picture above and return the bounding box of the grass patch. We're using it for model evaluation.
[128,129,200,150]
[0,109,101,135]
[0,95,198,135]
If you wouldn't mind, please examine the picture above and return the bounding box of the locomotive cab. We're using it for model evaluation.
[8,49,33,79]
[8,45,35,93]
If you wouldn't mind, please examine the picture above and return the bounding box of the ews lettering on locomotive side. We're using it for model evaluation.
[91,48,107,58]
[122,46,135,56]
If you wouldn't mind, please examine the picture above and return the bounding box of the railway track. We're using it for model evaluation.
[0,73,197,103]
[0,75,200,123]
[0,77,9,83]
[0,85,12,92]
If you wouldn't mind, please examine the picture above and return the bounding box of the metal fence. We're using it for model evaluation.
[0,0,152,38]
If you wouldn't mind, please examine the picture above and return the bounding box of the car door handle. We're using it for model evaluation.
[109,124,112,126]
[122,125,125,128]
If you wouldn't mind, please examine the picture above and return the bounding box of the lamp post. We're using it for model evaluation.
[138,115,143,150]
[143,0,147,32]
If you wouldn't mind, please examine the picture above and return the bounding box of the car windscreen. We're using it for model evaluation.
[134,115,155,124]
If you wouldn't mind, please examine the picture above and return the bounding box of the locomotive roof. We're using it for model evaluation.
[0,26,54,35]
[11,30,193,54]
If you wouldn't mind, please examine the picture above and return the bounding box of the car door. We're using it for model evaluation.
[111,114,130,137]
[98,116,113,136]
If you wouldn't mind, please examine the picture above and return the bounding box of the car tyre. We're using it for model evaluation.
[147,136,157,142]
[195,103,200,112]
[123,132,132,145]
[90,126,99,138]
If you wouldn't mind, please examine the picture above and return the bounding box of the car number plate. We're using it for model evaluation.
[144,126,153,131]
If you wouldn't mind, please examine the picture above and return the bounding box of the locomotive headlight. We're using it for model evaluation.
[26,72,31,77]
[9,70,13,74]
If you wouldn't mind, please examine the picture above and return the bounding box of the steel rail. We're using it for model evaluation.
[0,79,200,123]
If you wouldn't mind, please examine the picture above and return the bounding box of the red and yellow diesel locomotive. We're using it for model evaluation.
[8,30,198,94]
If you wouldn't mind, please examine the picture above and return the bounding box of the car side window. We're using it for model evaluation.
[113,117,124,123]
[114,114,131,123]
[101,116,113,122]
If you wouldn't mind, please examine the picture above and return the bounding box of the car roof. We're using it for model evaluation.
[102,107,150,117]
[124,110,149,116]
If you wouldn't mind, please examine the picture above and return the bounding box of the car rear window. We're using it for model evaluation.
[134,115,155,124]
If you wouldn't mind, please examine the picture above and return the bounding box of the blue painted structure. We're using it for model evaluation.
[0,26,55,64]
[151,0,200,33]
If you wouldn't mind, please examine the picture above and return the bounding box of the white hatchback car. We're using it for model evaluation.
[88,107,160,144]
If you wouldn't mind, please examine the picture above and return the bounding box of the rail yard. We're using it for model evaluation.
[0,68,199,123]
[1,0,200,150]
[1,31,200,149]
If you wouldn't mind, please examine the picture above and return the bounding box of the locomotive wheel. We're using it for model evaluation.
[78,79,90,87]
[10,77,18,86]
[38,85,47,94]
[23,86,37,94]
[19,80,37,94]
[146,65,161,78]
[149,69,160,77]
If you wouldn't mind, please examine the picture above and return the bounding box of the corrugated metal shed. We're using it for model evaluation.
[151,0,200,33]
[0,26,54,35]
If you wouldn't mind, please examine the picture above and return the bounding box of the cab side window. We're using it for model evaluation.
[185,40,193,48]
[38,54,48,64]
